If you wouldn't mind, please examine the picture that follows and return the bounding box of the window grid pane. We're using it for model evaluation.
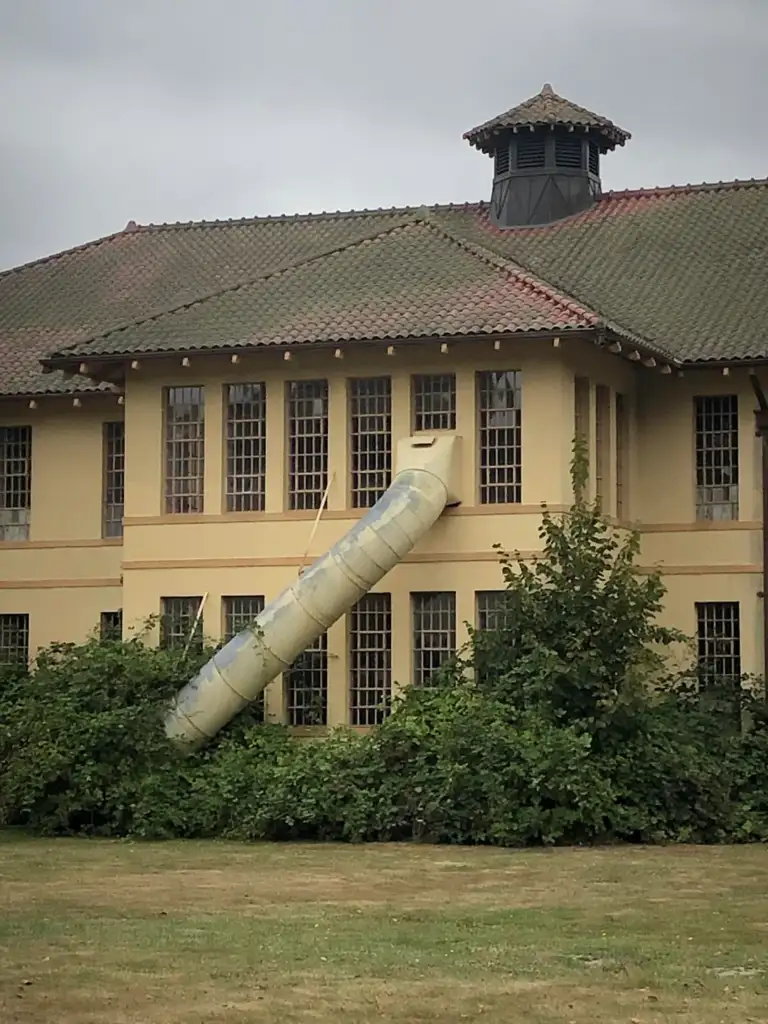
[476,590,510,631]
[350,377,392,508]
[103,421,125,538]
[478,370,522,504]
[615,393,629,520]
[224,595,266,721]
[595,384,610,507]
[350,593,392,725]
[100,610,123,640]
[164,386,205,514]
[0,426,32,541]
[696,602,741,686]
[412,374,456,432]
[0,613,29,665]
[412,592,456,687]
[287,380,328,510]
[160,596,203,650]
[286,634,328,726]
[226,383,266,512]
[695,396,738,520]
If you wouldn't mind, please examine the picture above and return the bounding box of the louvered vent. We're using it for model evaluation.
[494,145,510,175]
[516,136,546,169]
[588,141,600,176]
[555,136,582,169]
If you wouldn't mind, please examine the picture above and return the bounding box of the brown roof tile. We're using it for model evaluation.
[46,216,596,359]
[463,83,631,155]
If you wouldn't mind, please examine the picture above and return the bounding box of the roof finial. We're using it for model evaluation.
[541,83,554,96]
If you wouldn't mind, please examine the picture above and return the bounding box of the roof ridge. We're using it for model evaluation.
[417,209,600,323]
[45,214,428,359]
[602,178,768,199]
[0,226,131,281]
[129,200,484,233]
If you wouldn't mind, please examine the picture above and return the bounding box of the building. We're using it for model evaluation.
[1,83,767,728]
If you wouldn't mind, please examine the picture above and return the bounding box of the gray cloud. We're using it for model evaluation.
[1,0,766,269]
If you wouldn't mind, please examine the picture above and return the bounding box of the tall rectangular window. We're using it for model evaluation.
[349,593,391,725]
[0,426,32,541]
[412,592,456,687]
[224,595,266,721]
[285,634,327,726]
[0,613,29,665]
[160,596,203,651]
[695,395,738,521]
[164,387,205,514]
[412,374,456,431]
[574,376,590,498]
[477,370,522,504]
[287,380,328,510]
[615,393,629,520]
[350,377,392,508]
[696,602,741,688]
[100,610,123,640]
[595,384,611,510]
[102,421,125,538]
[225,383,266,512]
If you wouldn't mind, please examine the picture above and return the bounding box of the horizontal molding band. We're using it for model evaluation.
[120,555,761,575]
[122,504,567,527]
[639,521,761,533]
[0,538,122,551]
[0,577,121,590]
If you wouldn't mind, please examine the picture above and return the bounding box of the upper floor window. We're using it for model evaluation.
[695,396,738,521]
[164,387,205,515]
[225,383,266,512]
[0,426,32,541]
[349,592,392,725]
[0,613,29,666]
[595,384,611,510]
[412,374,456,432]
[412,591,456,687]
[287,380,328,511]
[102,421,125,538]
[615,393,629,520]
[349,377,391,508]
[477,370,522,504]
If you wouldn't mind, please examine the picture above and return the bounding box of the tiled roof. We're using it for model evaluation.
[45,215,596,358]
[1,174,767,396]
[439,180,768,363]
[463,83,631,155]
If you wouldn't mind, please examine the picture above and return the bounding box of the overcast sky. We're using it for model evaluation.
[1,0,766,270]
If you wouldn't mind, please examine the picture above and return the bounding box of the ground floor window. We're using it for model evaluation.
[286,634,328,726]
[412,592,456,687]
[349,593,391,725]
[696,601,741,689]
[223,596,266,721]
[0,613,29,666]
[160,597,204,651]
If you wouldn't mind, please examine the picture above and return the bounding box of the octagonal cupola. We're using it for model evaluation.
[463,83,631,228]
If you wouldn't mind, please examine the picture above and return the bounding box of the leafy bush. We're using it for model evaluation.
[1,444,766,844]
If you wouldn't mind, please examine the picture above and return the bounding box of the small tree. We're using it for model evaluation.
[469,439,687,746]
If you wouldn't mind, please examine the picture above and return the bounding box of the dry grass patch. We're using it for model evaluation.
[1,834,767,1023]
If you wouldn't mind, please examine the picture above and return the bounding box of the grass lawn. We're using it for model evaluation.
[0,835,767,1023]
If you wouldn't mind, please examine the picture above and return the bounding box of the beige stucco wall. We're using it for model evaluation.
[1,337,764,723]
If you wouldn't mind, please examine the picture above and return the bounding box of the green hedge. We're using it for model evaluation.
[1,447,766,845]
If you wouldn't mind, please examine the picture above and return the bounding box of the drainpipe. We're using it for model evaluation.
[749,373,768,695]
